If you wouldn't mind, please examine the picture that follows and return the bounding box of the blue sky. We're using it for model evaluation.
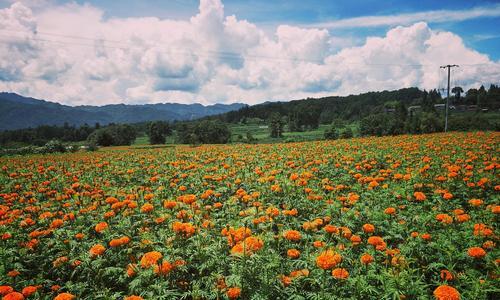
[54,0,500,60]
[0,0,499,105]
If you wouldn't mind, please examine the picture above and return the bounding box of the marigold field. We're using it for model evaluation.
[1,132,499,299]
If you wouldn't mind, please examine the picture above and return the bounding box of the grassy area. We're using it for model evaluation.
[132,122,362,146]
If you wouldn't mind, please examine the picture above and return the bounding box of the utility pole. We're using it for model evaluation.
[440,64,459,132]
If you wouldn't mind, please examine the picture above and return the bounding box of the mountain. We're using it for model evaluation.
[0,93,245,130]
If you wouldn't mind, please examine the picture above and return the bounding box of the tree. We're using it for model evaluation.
[175,120,231,144]
[339,127,353,139]
[269,113,284,138]
[87,124,136,146]
[324,127,339,140]
[148,121,171,145]
[452,86,464,103]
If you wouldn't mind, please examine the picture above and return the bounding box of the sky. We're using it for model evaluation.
[0,0,499,106]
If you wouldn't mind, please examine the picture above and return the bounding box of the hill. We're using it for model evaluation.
[0,92,245,130]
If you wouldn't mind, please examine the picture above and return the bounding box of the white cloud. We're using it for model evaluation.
[0,0,499,106]
[310,4,500,29]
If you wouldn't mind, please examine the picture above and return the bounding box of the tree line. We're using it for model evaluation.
[1,85,498,151]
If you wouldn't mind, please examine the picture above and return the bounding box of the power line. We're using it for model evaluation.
[0,29,497,68]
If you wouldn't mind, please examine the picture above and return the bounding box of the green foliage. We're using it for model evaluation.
[269,113,285,138]
[87,124,137,146]
[148,121,172,145]
[176,120,231,144]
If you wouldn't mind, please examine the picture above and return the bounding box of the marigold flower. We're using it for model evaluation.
[53,293,75,300]
[350,235,362,245]
[231,236,264,256]
[433,285,460,300]
[20,286,38,298]
[0,287,13,296]
[140,203,154,213]
[468,199,483,207]
[3,292,24,300]
[436,214,453,224]
[172,222,196,237]
[109,236,130,247]
[283,230,301,241]
[414,192,426,201]
[7,270,20,277]
[323,224,338,234]
[384,207,396,215]
[421,233,431,241]
[226,287,241,299]
[94,222,108,233]
[331,268,349,279]
[362,223,375,233]
[124,296,143,300]
[287,249,300,259]
[442,193,453,200]
[89,244,105,257]
[154,261,173,275]
[440,270,454,281]
[467,247,486,259]
[316,249,342,270]
[360,253,374,265]
[367,236,386,250]
[140,251,163,268]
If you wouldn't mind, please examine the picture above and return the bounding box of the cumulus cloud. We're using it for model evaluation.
[0,0,499,105]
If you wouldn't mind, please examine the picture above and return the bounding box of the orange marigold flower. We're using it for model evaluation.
[384,207,396,215]
[7,270,20,277]
[442,193,453,200]
[94,222,108,233]
[440,270,454,281]
[231,236,264,256]
[433,285,460,300]
[172,222,196,237]
[324,224,339,234]
[468,199,483,207]
[89,244,105,257]
[331,268,349,279]
[350,235,362,245]
[140,251,163,268]
[367,236,386,250]
[3,292,24,300]
[283,230,301,241]
[163,200,177,209]
[313,240,325,248]
[21,286,38,297]
[436,214,453,224]
[109,236,130,247]
[0,286,13,296]
[154,261,174,275]
[226,287,241,299]
[140,203,154,213]
[316,249,342,270]
[124,296,143,300]
[287,249,300,259]
[421,233,431,241]
[467,247,486,259]
[360,253,374,265]
[53,293,75,300]
[362,223,375,233]
[126,264,137,277]
[414,192,426,201]
[482,240,495,249]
